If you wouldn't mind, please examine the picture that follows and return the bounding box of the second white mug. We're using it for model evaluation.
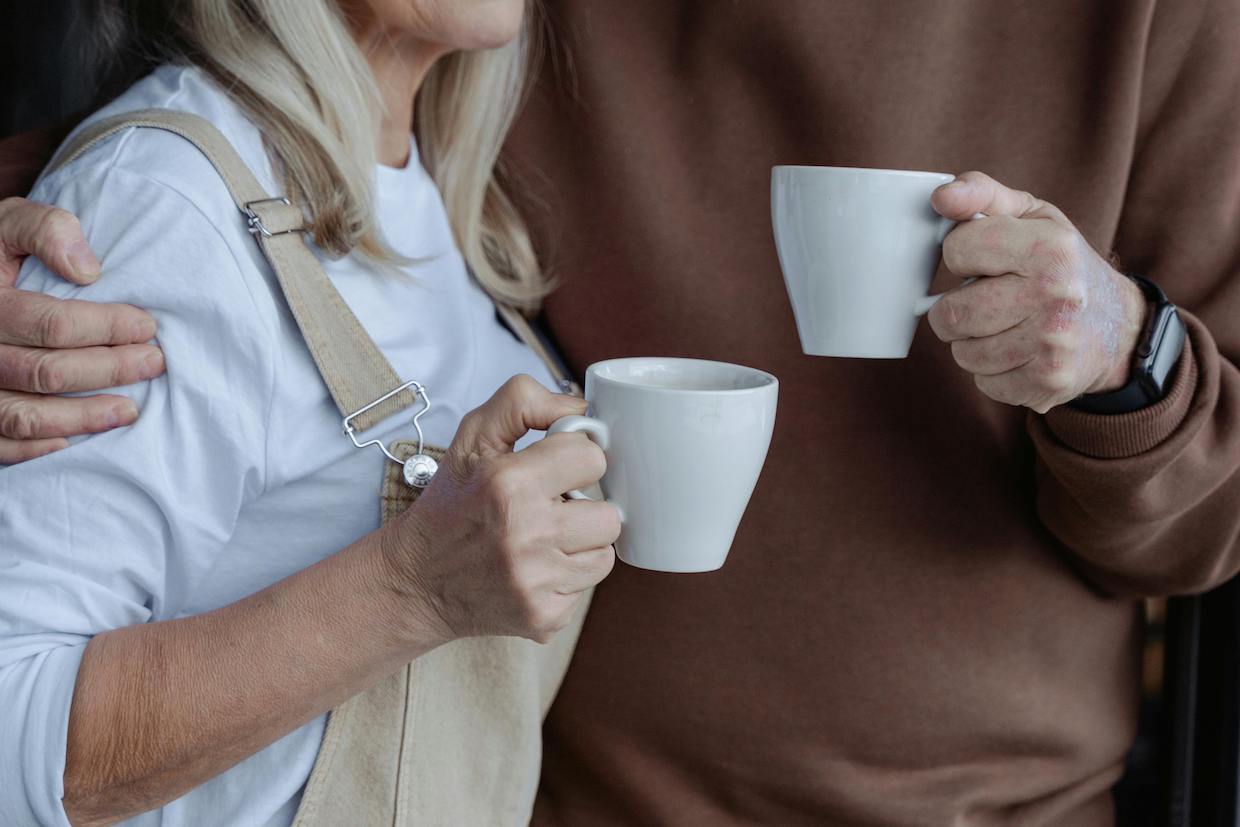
[771,165,959,358]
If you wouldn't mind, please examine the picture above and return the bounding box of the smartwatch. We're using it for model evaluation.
[1070,274,1187,415]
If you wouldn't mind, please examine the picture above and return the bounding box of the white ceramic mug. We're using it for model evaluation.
[547,357,778,573]
[771,165,964,358]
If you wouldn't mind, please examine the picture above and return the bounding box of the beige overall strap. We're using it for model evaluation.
[48,108,413,431]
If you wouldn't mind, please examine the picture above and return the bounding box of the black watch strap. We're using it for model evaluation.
[1070,274,1186,415]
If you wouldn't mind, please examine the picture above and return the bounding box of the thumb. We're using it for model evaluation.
[457,375,587,455]
[931,170,1047,221]
[0,198,102,287]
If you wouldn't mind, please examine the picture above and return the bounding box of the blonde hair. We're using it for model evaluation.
[125,0,547,309]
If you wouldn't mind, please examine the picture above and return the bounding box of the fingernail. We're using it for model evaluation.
[141,349,165,379]
[132,318,157,341]
[107,401,138,428]
[67,240,102,283]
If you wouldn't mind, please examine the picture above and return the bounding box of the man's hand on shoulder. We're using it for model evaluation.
[927,171,1147,415]
[0,197,165,464]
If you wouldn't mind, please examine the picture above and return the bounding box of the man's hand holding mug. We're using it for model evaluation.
[928,171,1147,414]
[772,166,1150,415]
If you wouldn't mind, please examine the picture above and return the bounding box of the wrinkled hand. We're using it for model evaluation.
[927,172,1147,414]
[379,376,620,645]
[0,197,165,463]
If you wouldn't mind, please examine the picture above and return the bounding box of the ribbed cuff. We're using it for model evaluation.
[1040,338,1198,460]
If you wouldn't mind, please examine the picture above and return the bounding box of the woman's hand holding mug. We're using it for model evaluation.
[380,375,620,645]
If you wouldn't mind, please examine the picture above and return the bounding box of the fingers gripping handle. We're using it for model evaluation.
[547,415,610,454]
[914,277,978,316]
[546,415,620,517]
[913,212,987,315]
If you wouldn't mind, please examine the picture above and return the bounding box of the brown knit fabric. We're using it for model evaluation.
[504,1,1240,825]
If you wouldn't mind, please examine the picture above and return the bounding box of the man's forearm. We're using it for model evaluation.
[1032,316,1240,597]
[63,531,436,827]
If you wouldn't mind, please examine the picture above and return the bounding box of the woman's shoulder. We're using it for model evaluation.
[36,64,281,243]
[21,64,287,338]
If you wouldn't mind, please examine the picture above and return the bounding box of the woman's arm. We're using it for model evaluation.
[64,532,425,827]
[0,159,285,827]
[63,377,617,827]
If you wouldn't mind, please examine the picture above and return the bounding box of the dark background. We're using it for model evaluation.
[1,1,101,139]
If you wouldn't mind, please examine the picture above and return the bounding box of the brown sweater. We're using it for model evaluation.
[501,1,1240,825]
[0,3,1236,824]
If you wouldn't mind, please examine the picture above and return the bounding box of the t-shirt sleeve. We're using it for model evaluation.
[0,159,275,825]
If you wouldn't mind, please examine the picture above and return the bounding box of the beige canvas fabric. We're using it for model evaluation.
[50,110,588,826]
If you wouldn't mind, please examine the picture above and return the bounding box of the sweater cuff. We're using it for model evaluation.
[1039,332,1198,460]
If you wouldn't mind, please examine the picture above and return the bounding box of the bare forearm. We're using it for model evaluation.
[63,532,436,827]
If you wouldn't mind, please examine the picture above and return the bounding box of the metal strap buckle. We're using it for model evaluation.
[241,196,301,238]
[342,380,439,488]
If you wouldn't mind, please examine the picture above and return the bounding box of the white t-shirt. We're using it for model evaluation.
[0,64,558,827]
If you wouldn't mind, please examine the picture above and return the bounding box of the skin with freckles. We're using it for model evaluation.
[927,171,1147,415]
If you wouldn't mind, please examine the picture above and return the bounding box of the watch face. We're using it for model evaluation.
[1070,298,1185,415]
[1145,304,1187,395]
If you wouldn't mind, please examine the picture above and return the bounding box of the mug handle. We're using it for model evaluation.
[912,212,987,315]
[546,415,615,507]
[913,278,978,316]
